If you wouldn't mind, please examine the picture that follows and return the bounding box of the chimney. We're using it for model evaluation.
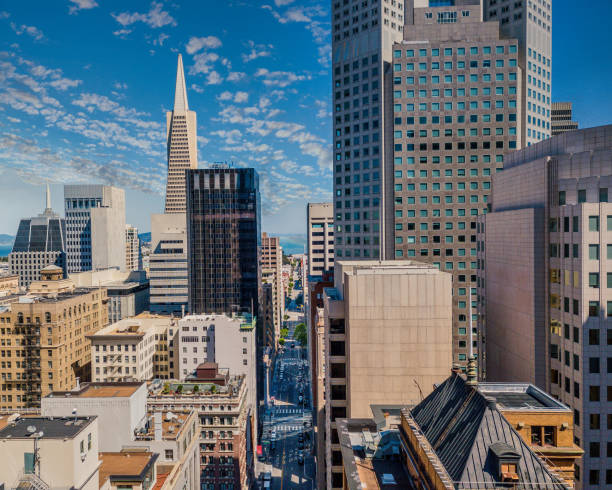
[154,412,163,441]
[74,377,80,391]
[181,304,185,318]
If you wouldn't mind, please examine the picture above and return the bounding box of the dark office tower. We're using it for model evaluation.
[186,167,261,316]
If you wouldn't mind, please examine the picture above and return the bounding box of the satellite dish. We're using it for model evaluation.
[26,426,37,434]
[38,431,44,438]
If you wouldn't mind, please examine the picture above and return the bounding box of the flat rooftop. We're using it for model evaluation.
[90,318,170,337]
[135,411,193,441]
[478,383,570,411]
[99,451,157,487]
[356,458,413,490]
[0,416,95,439]
[48,382,144,399]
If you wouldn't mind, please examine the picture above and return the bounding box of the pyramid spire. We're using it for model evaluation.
[45,183,51,210]
[173,54,189,112]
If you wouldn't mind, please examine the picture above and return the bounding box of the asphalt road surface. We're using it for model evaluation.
[258,321,315,489]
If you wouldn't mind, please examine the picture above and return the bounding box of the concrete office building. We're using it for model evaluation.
[331,0,405,261]
[552,102,579,136]
[321,260,452,489]
[70,268,149,324]
[307,203,334,277]
[260,283,275,349]
[125,224,142,271]
[186,167,261,316]
[0,415,100,490]
[165,54,198,214]
[261,232,283,348]
[0,266,108,410]
[64,185,126,273]
[483,0,552,145]
[476,126,612,487]
[391,2,520,366]
[9,185,66,287]
[150,213,188,315]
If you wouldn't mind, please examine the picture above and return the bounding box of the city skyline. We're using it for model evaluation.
[1,0,612,237]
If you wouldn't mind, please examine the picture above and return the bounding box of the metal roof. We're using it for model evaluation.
[409,374,569,489]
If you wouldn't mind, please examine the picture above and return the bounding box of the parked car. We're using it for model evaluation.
[298,453,304,465]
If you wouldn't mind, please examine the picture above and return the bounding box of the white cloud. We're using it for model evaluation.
[242,40,272,63]
[189,52,219,75]
[217,91,249,103]
[274,0,295,5]
[113,82,128,90]
[48,77,82,91]
[6,116,21,123]
[10,22,44,41]
[112,2,176,29]
[113,28,132,38]
[226,72,246,82]
[191,84,204,94]
[254,68,310,88]
[0,11,10,19]
[68,0,98,14]
[211,129,242,145]
[185,36,222,54]
[153,33,169,46]
[206,71,222,85]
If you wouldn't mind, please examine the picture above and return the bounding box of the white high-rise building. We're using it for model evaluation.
[125,224,142,271]
[483,0,552,146]
[164,54,198,214]
[64,185,126,273]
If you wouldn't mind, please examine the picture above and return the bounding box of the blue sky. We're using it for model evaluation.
[0,0,611,237]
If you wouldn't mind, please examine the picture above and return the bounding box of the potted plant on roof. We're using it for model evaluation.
[193,384,199,393]
[176,384,183,394]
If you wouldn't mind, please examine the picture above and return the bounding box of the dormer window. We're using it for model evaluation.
[489,442,522,484]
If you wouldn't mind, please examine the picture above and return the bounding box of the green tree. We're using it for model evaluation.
[210,384,217,394]
[176,384,183,393]
[294,322,307,346]
[280,327,289,339]
[279,338,286,345]
[193,384,199,393]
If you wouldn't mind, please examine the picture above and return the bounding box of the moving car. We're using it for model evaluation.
[298,453,304,465]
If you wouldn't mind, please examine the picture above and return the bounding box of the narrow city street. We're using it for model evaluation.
[258,261,315,489]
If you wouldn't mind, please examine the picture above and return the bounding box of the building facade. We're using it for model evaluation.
[322,260,453,489]
[483,0,552,146]
[392,2,520,367]
[477,125,612,487]
[150,213,188,315]
[261,232,283,349]
[165,54,198,214]
[9,185,66,287]
[70,268,149,324]
[186,167,261,316]
[552,101,579,136]
[147,374,253,490]
[126,224,142,271]
[64,185,126,273]
[307,202,334,277]
[0,267,108,410]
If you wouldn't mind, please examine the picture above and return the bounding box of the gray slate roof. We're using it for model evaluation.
[410,374,569,489]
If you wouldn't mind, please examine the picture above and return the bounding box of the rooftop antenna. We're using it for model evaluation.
[466,287,478,386]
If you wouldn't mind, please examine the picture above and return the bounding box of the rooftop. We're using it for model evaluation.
[134,410,194,441]
[337,418,413,490]
[89,317,170,338]
[478,383,570,411]
[148,376,244,398]
[99,451,157,487]
[0,416,95,439]
[47,382,144,399]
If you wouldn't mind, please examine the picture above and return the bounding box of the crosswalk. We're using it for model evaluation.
[274,408,302,415]
[277,424,303,432]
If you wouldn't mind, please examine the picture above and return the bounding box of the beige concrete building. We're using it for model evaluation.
[165,54,197,214]
[0,266,108,410]
[0,274,19,296]
[126,224,142,271]
[307,203,334,277]
[0,415,100,490]
[88,316,174,382]
[477,125,612,487]
[150,213,188,315]
[552,102,579,137]
[321,260,452,489]
[261,232,283,348]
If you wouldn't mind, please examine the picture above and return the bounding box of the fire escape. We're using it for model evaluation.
[20,318,42,407]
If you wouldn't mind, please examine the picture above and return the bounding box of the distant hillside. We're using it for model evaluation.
[139,232,151,244]
[277,234,307,255]
[0,234,14,257]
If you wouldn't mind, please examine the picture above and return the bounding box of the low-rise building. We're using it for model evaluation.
[42,381,148,452]
[0,273,19,296]
[99,450,158,490]
[88,316,173,382]
[0,266,108,410]
[0,415,99,490]
[147,372,253,490]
